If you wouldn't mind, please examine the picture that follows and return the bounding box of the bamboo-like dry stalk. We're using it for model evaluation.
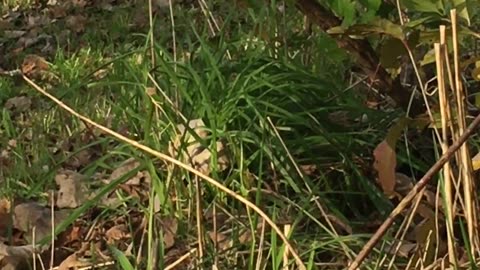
[451,10,479,257]
[435,31,456,265]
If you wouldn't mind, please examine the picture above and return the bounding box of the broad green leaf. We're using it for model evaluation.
[404,16,440,28]
[459,25,480,40]
[379,38,407,68]
[360,0,381,11]
[401,0,445,14]
[452,0,468,23]
[420,48,436,66]
[451,0,473,25]
[476,94,480,108]
[358,0,382,22]
[379,31,418,69]
[337,0,356,27]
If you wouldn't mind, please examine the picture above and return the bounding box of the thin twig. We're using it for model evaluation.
[165,248,197,270]
[195,175,204,261]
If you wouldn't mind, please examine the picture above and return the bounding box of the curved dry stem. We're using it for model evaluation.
[23,75,306,270]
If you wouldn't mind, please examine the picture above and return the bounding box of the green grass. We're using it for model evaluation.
[0,1,434,269]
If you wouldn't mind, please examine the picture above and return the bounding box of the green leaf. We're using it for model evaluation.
[401,0,445,14]
[404,15,440,28]
[358,0,382,22]
[328,18,405,40]
[450,0,480,26]
[339,0,357,26]
[452,0,470,25]
[359,0,382,12]
[379,38,407,68]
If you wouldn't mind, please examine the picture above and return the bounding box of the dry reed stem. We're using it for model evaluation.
[195,175,204,261]
[451,10,479,255]
[435,36,456,265]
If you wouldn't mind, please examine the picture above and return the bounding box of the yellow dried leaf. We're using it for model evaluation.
[373,139,396,197]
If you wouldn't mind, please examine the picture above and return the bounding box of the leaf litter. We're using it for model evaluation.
[0,157,180,269]
[0,111,236,269]
[0,11,195,260]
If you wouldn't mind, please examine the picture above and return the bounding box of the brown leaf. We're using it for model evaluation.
[5,96,32,112]
[159,217,178,249]
[66,226,82,243]
[383,239,416,258]
[49,5,68,18]
[0,243,34,259]
[71,0,88,8]
[65,15,87,33]
[4,30,26,39]
[300,164,317,176]
[168,119,230,176]
[0,199,12,238]
[93,68,109,80]
[26,14,50,29]
[55,170,90,208]
[57,253,90,270]
[13,202,71,243]
[146,87,156,96]
[373,139,396,197]
[65,149,94,170]
[0,243,35,269]
[394,172,414,198]
[21,54,49,77]
[412,217,440,265]
[107,158,151,185]
[106,224,130,243]
[208,231,231,251]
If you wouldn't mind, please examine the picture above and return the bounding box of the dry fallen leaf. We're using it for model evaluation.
[384,239,417,258]
[21,54,49,77]
[49,5,68,18]
[64,149,94,169]
[65,14,87,33]
[394,172,414,198]
[57,253,90,270]
[55,169,90,208]
[107,158,151,185]
[0,243,35,270]
[159,217,178,249]
[472,151,480,171]
[4,30,26,39]
[168,119,230,175]
[373,139,396,197]
[0,199,11,238]
[71,0,88,8]
[106,224,130,243]
[208,231,231,251]
[5,96,32,112]
[13,202,71,243]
